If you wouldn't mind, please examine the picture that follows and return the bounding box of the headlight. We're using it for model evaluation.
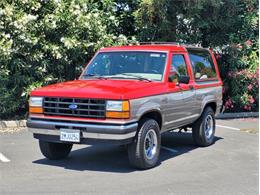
[106,101,129,111]
[29,97,43,114]
[106,100,130,119]
[29,97,43,107]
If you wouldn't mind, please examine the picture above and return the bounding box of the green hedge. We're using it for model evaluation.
[134,0,259,112]
[0,0,136,119]
[0,0,258,119]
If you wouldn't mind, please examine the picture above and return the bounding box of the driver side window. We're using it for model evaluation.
[171,54,188,76]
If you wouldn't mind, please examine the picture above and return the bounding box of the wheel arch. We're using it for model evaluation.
[202,101,217,114]
[138,110,163,130]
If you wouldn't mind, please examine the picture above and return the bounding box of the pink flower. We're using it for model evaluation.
[245,40,253,46]
[228,71,233,77]
[234,70,243,76]
[248,96,255,104]
[222,87,225,94]
[247,84,253,91]
[253,68,259,79]
[236,44,243,49]
[224,97,234,109]
[244,105,252,111]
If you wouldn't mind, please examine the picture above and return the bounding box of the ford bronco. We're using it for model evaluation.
[27,43,223,169]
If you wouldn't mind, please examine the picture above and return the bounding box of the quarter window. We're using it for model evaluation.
[188,50,217,80]
[171,54,188,76]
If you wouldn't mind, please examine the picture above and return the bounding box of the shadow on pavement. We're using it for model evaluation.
[33,132,223,173]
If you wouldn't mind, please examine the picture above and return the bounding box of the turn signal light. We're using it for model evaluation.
[122,101,130,111]
[106,111,130,119]
[29,106,43,114]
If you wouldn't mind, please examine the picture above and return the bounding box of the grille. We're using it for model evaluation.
[43,97,106,118]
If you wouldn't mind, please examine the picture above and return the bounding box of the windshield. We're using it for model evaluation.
[81,51,167,81]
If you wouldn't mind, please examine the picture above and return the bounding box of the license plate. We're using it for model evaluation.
[60,129,80,143]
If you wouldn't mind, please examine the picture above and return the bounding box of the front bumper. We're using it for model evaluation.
[27,118,138,145]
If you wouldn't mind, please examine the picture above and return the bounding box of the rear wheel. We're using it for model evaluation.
[128,118,161,169]
[192,107,216,147]
[39,140,73,160]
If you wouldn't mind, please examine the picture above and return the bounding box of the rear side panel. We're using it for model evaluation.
[195,85,223,115]
[186,48,223,117]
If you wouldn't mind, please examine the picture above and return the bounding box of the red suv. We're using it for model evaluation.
[27,43,223,169]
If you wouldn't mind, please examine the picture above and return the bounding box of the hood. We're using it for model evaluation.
[31,79,167,99]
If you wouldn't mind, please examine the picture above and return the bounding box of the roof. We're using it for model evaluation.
[99,43,209,53]
[100,44,187,52]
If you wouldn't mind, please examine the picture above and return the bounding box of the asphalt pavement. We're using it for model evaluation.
[0,119,258,195]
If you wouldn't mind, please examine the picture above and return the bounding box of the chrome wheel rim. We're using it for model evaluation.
[204,115,214,139]
[144,129,158,160]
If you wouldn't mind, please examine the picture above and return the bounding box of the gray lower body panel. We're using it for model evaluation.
[27,118,138,144]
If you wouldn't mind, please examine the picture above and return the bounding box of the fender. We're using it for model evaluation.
[200,100,217,115]
[130,97,164,124]
[196,86,222,116]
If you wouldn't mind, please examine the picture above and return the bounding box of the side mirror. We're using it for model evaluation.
[168,71,179,83]
[178,75,190,84]
[168,72,190,84]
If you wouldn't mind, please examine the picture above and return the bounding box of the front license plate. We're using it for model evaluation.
[60,129,80,143]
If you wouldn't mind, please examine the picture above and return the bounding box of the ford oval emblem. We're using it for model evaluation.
[69,104,78,110]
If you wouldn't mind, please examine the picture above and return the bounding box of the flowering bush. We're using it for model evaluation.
[222,68,259,112]
[0,0,258,119]
[135,0,259,113]
[0,0,136,119]
[215,0,259,113]
[218,39,259,112]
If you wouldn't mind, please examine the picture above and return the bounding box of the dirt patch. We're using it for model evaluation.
[0,127,27,134]
[240,128,259,134]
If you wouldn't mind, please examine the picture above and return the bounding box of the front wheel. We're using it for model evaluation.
[39,140,73,160]
[192,107,216,147]
[127,118,161,169]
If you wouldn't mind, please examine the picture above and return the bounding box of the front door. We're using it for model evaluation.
[165,52,197,129]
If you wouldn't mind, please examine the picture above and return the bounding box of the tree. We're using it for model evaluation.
[135,0,259,112]
[0,0,258,118]
[0,0,134,119]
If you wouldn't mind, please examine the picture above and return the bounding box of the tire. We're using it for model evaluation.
[128,118,161,169]
[192,107,216,147]
[39,140,73,160]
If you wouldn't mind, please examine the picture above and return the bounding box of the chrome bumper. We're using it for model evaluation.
[27,119,138,141]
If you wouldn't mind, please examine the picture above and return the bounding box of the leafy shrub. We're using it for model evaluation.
[135,0,259,112]
[0,0,258,119]
[0,0,136,119]
[222,68,259,112]
[217,39,259,112]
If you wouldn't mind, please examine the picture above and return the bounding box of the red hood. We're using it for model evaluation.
[31,79,167,99]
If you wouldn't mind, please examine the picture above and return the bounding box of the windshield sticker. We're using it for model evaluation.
[150,53,161,57]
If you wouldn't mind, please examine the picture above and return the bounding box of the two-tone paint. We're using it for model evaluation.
[28,44,223,143]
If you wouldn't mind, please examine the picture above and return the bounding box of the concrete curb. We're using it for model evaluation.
[0,112,258,128]
[0,120,26,129]
[216,112,259,119]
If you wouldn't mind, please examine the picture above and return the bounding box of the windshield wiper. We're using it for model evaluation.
[82,73,152,82]
[83,73,96,77]
[119,73,152,82]
[82,74,107,80]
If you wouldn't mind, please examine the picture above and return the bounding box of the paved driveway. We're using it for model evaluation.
[0,119,258,194]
